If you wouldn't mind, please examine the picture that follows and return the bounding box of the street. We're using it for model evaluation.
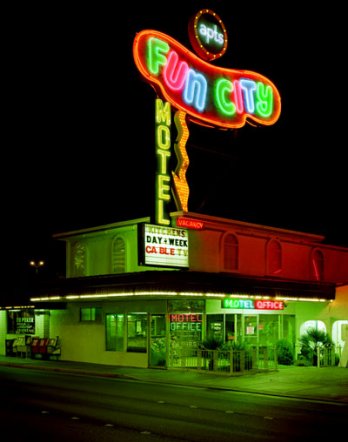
[1,366,346,441]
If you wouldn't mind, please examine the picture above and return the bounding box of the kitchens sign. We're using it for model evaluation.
[141,223,189,268]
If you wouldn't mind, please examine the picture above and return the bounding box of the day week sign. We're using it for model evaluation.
[143,223,189,268]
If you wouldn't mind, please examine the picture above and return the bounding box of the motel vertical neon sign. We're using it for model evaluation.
[155,99,171,225]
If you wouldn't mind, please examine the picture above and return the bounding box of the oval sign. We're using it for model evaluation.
[133,30,281,129]
[188,9,227,61]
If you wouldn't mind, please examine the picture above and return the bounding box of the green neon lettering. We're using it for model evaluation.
[255,82,273,117]
[214,78,236,116]
[147,38,170,75]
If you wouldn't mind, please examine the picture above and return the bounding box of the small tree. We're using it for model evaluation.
[201,337,223,370]
[299,328,333,366]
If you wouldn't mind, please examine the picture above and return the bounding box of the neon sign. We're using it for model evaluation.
[222,299,284,310]
[170,313,202,322]
[133,30,281,129]
[188,9,228,61]
[176,216,204,230]
[155,99,190,225]
[170,313,202,331]
[155,99,172,226]
[172,110,190,213]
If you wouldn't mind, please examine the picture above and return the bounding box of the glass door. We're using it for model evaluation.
[149,314,167,368]
[243,315,258,346]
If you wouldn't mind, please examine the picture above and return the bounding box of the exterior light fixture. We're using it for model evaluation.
[29,260,45,274]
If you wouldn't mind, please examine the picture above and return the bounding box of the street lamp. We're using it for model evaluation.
[29,260,45,274]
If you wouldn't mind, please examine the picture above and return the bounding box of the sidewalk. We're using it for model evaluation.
[1,355,347,404]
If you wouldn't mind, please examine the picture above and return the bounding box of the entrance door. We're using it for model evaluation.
[243,315,258,346]
[149,314,167,368]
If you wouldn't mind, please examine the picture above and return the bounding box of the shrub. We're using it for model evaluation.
[202,337,223,350]
[276,339,294,365]
[299,328,333,366]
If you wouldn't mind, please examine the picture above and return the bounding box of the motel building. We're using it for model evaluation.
[1,9,347,370]
[0,212,347,370]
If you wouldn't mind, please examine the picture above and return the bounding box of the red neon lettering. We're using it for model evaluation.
[255,300,284,310]
[170,313,203,322]
[176,217,204,230]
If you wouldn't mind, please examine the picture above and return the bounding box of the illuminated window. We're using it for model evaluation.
[112,236,126,273]
[267,239,282,274]
[80,307,101,322]
[106,314,124,351]
[127,313,148,353]
[168,299,205,313]
[311,249,324,281]
[206,314,224,341]
[7,309,35,334]
[223,233,239,271]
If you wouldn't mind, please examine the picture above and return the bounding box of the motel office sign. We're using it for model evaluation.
[222,299,285,310]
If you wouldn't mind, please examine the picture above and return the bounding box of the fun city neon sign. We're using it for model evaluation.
[133,10,281,226]
[133,32,281,130]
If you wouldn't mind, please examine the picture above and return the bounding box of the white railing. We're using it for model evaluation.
[317,344,337,367]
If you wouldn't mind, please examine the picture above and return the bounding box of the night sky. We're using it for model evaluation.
[4,1,347,292]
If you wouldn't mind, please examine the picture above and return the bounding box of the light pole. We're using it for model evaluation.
[29,260,45,274]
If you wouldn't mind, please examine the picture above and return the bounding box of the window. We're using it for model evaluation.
[112,236,126,273]
[225,314,235,342]
[206,314,224,341]
[106,314,124,351]
[267,239,282,274]
[168,299,205,313]
[127,313,148,352]
[80,307,101,322]
[73,242,87,276]
[7,309,35,334]
[223,233,238,271]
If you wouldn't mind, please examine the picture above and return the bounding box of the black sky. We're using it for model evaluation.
[4,1,347,289]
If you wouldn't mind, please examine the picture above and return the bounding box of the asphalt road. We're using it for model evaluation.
[1,365,347,441]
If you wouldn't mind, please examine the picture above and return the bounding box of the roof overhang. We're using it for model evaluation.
[29,271,336,304]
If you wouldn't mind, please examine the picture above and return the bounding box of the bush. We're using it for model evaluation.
[299,328,333,366]
[276,339,294,365]
[202,337,223,350]
[219,340,253,371]
[294,355,311,366]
